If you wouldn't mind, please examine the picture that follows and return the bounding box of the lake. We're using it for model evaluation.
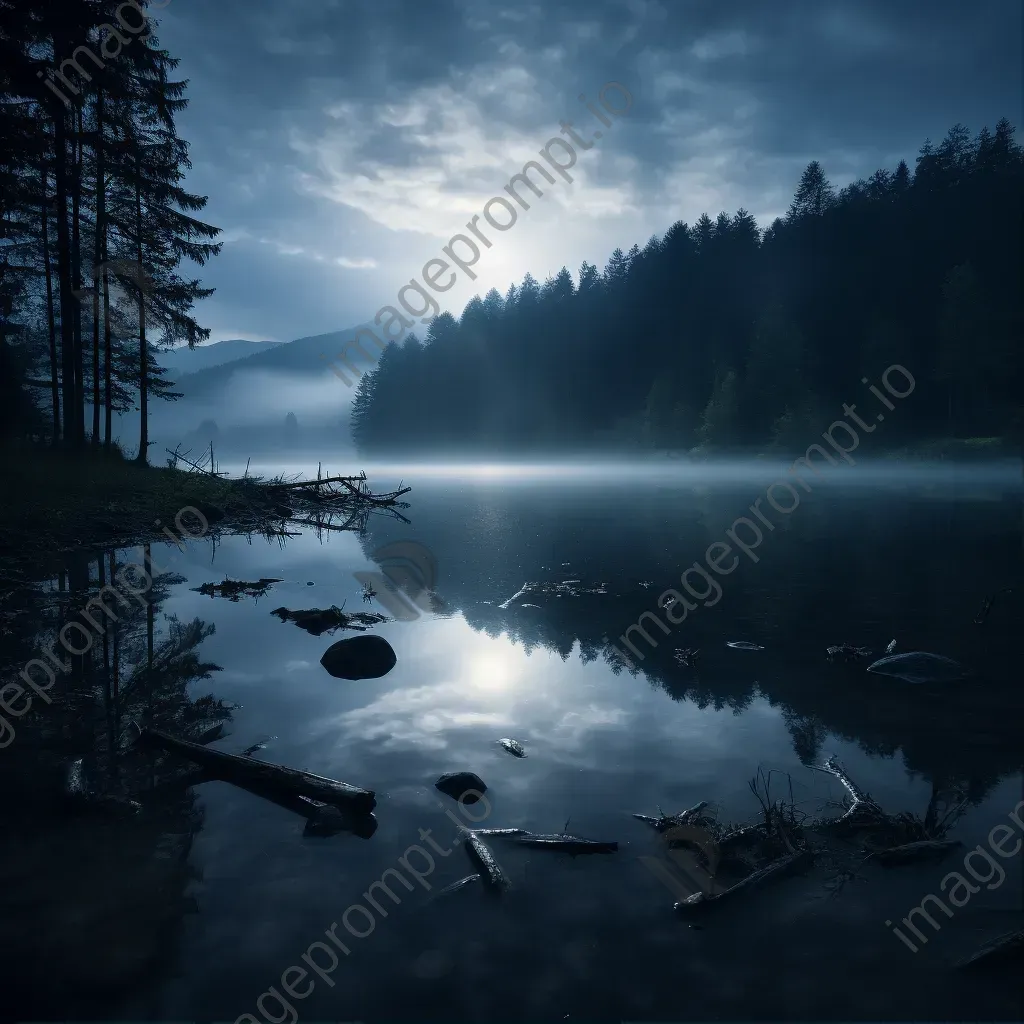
[3,459,1022,1022]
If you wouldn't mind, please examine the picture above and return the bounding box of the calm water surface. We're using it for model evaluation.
[3,462,1022,1021]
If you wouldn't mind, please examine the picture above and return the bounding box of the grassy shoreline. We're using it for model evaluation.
[0,443,298,581]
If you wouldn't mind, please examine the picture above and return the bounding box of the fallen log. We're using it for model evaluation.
[458,827,509,890]
[138,727,376,812]
[674,846,813,912]
[228,777,377,838]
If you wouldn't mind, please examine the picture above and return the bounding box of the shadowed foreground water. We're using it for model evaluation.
[2,462,1022,1022]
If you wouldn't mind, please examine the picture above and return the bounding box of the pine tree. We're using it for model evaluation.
[0,0,220,452]
[787,161,835,219]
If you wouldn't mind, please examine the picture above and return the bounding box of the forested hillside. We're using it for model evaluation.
[352,120,1023,454]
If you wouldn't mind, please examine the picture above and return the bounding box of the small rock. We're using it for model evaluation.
[320,634,396,680]
[435,771,487,803]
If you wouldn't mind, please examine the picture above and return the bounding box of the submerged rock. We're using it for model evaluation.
[320,634,396,679]
[866,651,971,684]
[498,737,526,758]
[435,771,487,803]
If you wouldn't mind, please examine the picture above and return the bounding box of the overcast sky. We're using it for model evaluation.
[152,0,1022,345]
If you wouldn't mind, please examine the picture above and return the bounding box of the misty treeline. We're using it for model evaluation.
[0,1,220,461]
[353,119,1023,454]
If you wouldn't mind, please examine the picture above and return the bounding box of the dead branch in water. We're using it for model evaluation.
[633,800,710,833]
[807,755,883,833]
[266,473,369,491]
[674,846,813,912]
[137,727,376,811]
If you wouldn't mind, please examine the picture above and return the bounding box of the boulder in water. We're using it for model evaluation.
[320,634,396,680]
[866,651,970,684]
[435,771,487,803]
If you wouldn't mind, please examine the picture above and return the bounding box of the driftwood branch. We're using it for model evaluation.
[633,800,709,833]
[267,474,368,491]
[808,755,882,831]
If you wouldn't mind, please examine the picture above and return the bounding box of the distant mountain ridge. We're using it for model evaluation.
[169,322,378,399]
[160,338,282,375]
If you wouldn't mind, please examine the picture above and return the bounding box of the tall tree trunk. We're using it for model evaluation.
[40,167,61,444]
[52,104,77,447]
[102,236,113,450]
[91,89,105,446]
[134,167,149,464]
[71,105,85,447]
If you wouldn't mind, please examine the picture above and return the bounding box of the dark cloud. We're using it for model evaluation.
[151,0,1021,342]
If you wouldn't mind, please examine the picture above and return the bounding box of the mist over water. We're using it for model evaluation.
[221,451,1023,493]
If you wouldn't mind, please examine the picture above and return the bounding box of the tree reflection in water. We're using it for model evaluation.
[0,542,232,1015]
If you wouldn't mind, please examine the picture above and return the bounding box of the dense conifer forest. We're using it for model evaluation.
[0,1,221,461]
[352,120,1023,454]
